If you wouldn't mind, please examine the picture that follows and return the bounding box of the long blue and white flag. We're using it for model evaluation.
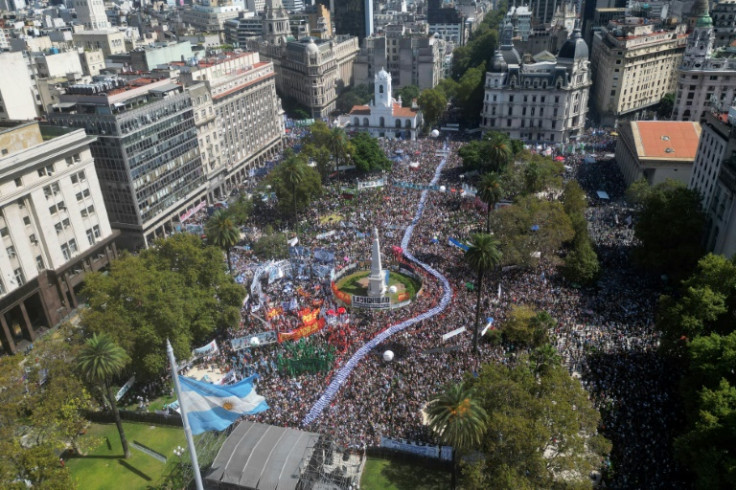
[179,374,269,435]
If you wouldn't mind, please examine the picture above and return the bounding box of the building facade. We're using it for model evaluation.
[49,77,208,250]
[259,35,359,118]
[480,26,591,145]
[346,68,421,140]
[590,19,688,126]
[0,51,38,122]
[0,121,118,354]
[176,51,284,202]
[672,0,736,122]
[316,0,372,41]
[353,24,444,90]
[71,0,110,31]
[615,120,701,187]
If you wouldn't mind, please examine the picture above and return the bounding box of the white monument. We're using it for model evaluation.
[368,227,386,297]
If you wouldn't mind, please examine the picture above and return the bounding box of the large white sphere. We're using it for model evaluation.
[383,350,394,362]
[439,185,446,192]
[388,285,398,294]
[250,337,260,347]
[430,129,440,138]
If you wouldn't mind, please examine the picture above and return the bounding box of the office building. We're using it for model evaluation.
[316,0,373,41]
[590,18,688,126]
[176,51,284,201]
[0,52,38,122]
[0,121,118,354]
[70,0,110,30]
[427,0,466,45]
[49,77,208,250]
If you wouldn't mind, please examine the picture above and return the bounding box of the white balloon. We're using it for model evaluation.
[388,285,398,294]
[439,185,446,192]
[383,350,394,362]
[250,337,260,346]
[431,129,440,138]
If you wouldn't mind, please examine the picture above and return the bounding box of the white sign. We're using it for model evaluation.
[351,295,391,309]
[442,326,466,341]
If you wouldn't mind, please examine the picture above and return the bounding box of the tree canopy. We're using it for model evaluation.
[396,84,420,107]
[349,131,391,172]
[633,180,705,280]
[81,233,244,380]
[417,88,447,129]
[462,354,610,489]
[268,149,323,219]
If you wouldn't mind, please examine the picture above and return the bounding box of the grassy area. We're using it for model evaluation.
[335,270,370,295]
[67,422,187,489]
[335,270,422,302]
[121,393,176,412]
[360,457,451,490]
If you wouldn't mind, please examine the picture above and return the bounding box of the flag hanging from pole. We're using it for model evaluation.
[178,375,269,435]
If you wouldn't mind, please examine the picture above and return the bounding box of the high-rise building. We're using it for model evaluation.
[175,51,284,202]
[71,0,110,30]
[590,19,688,126]
[427,0,466,45]
[263,0,291,45]
[317,0,373,41]
[49,77,208,250]
[0,121,118,354]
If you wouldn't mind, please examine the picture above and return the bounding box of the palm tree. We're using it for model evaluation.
[427,381,488,488]
[464,233,502,353]
[484,135,511,173]
[283,156,306,227]
[76,333,131,458]
[477,172,503,233]
[205,210,240,273]
[531,343,562,374]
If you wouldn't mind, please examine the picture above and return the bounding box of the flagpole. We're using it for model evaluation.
[167,339,204,490]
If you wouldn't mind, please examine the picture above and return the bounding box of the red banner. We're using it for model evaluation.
[301,308,320,326]
[278,318,326,342]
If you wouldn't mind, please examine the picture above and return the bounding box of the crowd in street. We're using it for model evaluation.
[162,128,685,488]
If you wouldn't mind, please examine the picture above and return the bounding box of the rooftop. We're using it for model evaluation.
[630,121,702,160]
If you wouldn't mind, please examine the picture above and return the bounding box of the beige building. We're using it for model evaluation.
[615,120,701,187]
[259,36,359,118]
[73,30,127,56]
[176,51,284,201]
[590,19,688,126]
[180,4,243,33]
[0,121,118,354]
[0,51,38,122]
[354,24,445,91]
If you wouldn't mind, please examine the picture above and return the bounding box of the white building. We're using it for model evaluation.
[0,52,38,122]
[346,68,421,140]
[0,121,117,354]
[480,25,591,145]
[71,0,111,30]
[672,0,736,122]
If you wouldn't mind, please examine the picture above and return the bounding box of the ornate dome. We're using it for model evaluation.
[558,28,589,61]
[490,49,508,72]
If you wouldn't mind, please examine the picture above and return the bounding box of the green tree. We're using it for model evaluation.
[349,131,391,172]
[456,64,487,126]
[417,88,447,129]
[477,172,504,233]
[490,196,574,267]
[634,182,705,280]
[465,233,502,353]
[253,228,289,260]
[562,180,587,217]
[329,126,353,172]
[563,237,600,285]
[336,84,372,113]
[396,84,420,107]
[82,235,244,380]
[657,93,675,119]
[625,177,652,206]
[225,195,252,226]
[458,134,511,175]
[206,209,240,272]
[76,333,131,458]
[501,305,555,348]
[268,150,322,220]
[468,358,609,489]
[302,143,333,179]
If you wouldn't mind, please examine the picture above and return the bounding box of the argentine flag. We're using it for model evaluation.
[179,374,269,435]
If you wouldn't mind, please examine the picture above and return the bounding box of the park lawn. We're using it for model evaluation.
[360,457,451,490]
[67,422,187,490]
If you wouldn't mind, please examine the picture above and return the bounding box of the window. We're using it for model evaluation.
[0,278,4,295]
[23,216,30,226]
[62,218,70,228]
[93,225,101,238]
[13,268,24,287]
[36,255,44,270]
[71,174,78,184]
[29,234,37,244]
[65,156,73,166]
[14,177,22,187]
[61,243,70,260]
[0,227,7,237]
[55,222,63,233]
[87,228,95,245]
[49,204,58,215]
[73,153,81,163]
[6,246,15,258]
[69,238,77,253]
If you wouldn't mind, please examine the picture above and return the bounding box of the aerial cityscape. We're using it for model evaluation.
[0,0,733,488]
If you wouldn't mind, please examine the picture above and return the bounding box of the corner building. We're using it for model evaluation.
[49,78,208,250]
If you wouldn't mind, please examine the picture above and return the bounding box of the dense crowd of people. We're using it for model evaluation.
[138,128,685,488]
